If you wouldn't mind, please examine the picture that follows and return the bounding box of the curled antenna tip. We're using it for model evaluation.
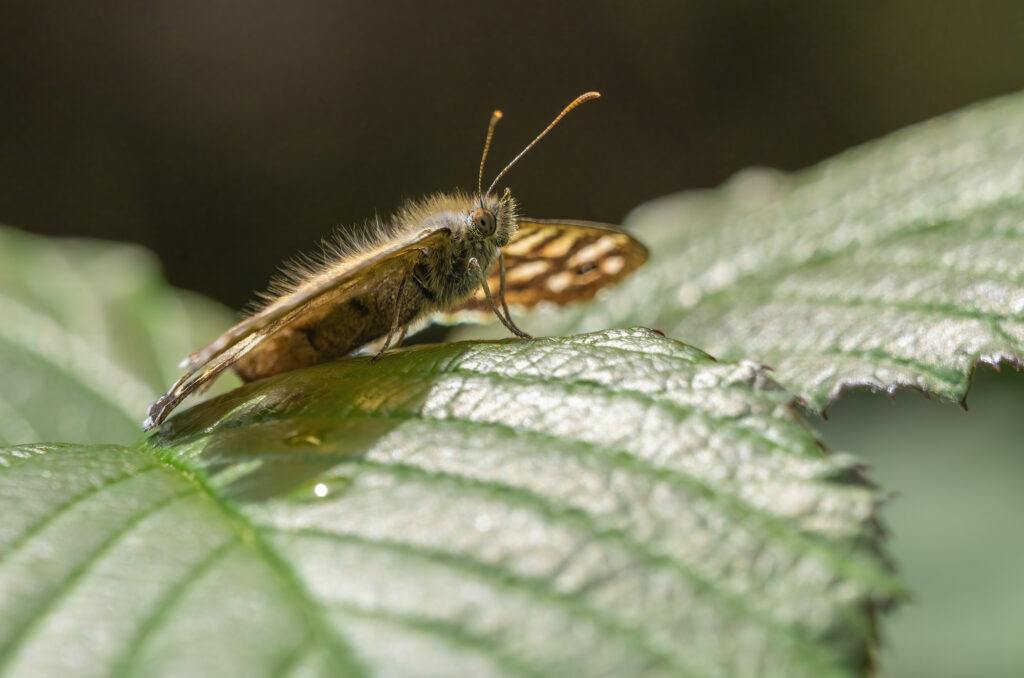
[478,108,505,195]
[485,90,603,197]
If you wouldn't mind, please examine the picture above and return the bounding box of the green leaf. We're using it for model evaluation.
[0,226,236,445]
[0,329,898,677]
[482,91,1024,410]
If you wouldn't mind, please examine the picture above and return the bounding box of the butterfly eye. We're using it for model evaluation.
[471,208,497,236]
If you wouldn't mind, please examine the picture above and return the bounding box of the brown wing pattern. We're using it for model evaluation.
[449,219,648,315]
[144,228,451,430]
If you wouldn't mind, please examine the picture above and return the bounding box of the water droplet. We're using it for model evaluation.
[285,433,322,447]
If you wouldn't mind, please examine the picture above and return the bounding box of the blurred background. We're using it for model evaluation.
[1,3,1023,676]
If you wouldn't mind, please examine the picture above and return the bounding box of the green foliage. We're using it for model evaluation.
[824,369,1024,676]
[0,330,896,677]
[6,90,1024,676]
[0,227,235,445]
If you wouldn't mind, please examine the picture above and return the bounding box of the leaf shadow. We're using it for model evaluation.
[145,347,443,502]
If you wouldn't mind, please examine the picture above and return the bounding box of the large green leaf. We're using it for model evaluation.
[0,227,235,445]
[480,91,1024,409]
[0,329,898,677]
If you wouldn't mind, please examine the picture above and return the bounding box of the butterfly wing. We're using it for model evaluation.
[144,227,451,430]
[445,218,647,319]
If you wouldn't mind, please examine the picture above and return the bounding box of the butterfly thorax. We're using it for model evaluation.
[414,193,518,307]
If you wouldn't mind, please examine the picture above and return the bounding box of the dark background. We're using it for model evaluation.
[3,5,1024,676]
[3,2,1024,308]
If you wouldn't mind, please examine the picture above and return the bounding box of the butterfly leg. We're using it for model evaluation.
[372,273,410,362]
[497,252,515,326]
[469,257,532,339]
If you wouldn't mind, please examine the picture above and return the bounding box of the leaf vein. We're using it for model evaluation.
[268,527,694,676]
[0,488,198,671]
[110,538,240,678]
[146,454,371,678]
[0,464,162,570]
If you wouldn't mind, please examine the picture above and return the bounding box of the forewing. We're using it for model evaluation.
[447,219,648,319]
[145,228,450,429]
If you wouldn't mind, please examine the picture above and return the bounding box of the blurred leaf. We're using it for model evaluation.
[485,91,1024,410]
[0,329,898,677]
[822,367,1024,677]
[0,226,236,445]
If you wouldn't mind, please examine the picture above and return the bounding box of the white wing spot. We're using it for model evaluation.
[600,255,625,275]
[568,236,620,267]
[539,234,579,258]
[506,260,552,283]
[547,271,574,293]
[504,228,557,256]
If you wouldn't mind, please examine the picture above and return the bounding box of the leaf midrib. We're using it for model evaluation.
[146,451,370,678]
[0,447,369,678]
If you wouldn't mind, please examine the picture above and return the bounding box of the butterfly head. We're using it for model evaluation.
[467,189,518,248]
[471,91,600,248]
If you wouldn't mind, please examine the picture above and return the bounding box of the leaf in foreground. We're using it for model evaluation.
[489,90,1024,409]
[0,226,235,446]
[0,329,899,677]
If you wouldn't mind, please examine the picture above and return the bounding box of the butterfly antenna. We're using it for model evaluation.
[486,91,600,197]
[477,109,503,200]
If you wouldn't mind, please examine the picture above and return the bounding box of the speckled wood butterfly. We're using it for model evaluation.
[145,92,648,429]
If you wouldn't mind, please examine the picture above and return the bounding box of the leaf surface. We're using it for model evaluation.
[0,329,898,677]
[0,227,235,444]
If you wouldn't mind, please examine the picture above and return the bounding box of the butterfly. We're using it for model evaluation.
[143,92,648,430]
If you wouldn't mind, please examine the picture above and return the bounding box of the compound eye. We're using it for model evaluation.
[471,208,496,235]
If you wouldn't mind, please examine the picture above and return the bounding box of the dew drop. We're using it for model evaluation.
[285,433,322,447]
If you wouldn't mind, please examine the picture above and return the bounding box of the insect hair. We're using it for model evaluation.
[242,93,597,321]
[243,189,516,318]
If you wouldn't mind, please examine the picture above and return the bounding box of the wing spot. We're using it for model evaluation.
[538,234,580,258]
[600,255,625,275]
[506,260,553,284]
[504,228,558,256]
[547,271,574,293]
[568,235,621,267]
